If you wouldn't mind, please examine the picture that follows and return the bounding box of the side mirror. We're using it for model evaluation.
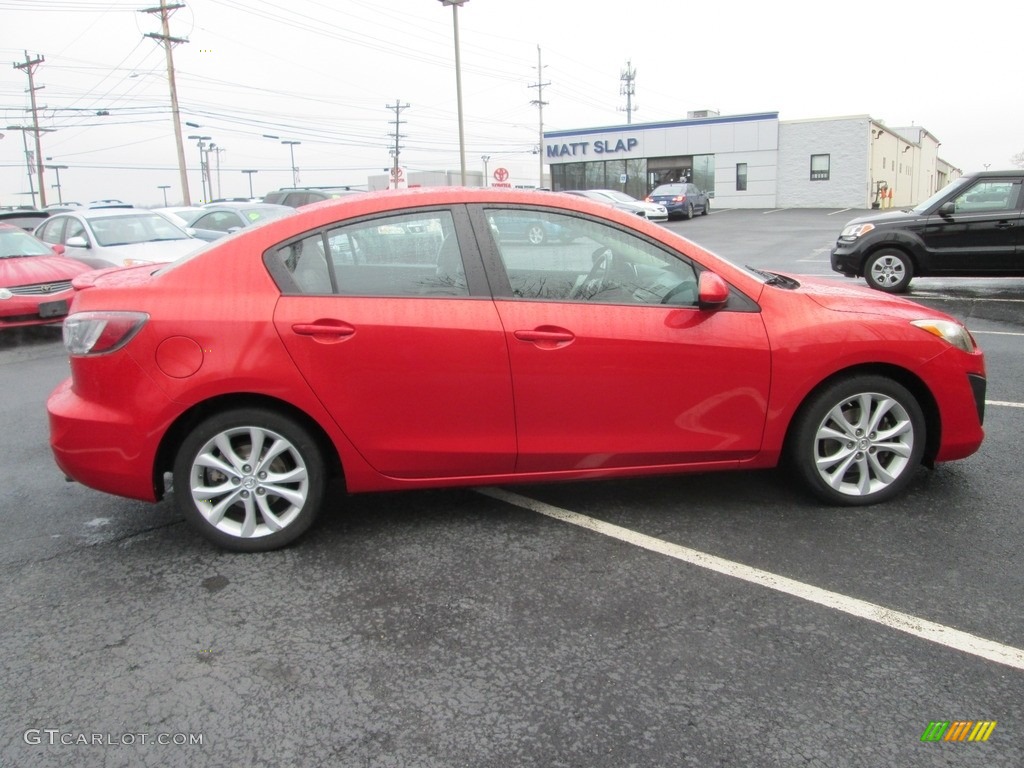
[66,236,89,249]
[938,201,956,217]
[185,227,197,237]
[697,271,730,309]
[51,244,66,256]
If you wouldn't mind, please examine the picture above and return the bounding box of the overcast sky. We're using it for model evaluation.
[1,0,1020,207]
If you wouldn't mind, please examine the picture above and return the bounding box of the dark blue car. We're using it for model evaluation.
[646,183,711,220]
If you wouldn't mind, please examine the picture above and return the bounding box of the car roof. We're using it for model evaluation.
[0,209,50,223]
[54,208,167,219]
[196,202,293,211]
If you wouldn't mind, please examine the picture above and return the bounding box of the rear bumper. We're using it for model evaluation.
[47,377,163,502]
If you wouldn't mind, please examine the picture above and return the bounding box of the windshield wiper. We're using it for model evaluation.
[746,266,799,288]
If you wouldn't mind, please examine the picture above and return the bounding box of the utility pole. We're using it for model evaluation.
[142,1,191,205]
[386,100,409,189]
[212,145,225,199]
[619,59,638,125]
[13,52,48,207]
[528,45,550,189]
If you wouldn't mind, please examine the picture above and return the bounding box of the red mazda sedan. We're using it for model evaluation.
[47,188,986,551]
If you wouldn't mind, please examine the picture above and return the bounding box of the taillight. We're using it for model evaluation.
[63,311,148,355]
[672,195,686,202]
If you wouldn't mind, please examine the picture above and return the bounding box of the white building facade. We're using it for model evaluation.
[543,112,959,209]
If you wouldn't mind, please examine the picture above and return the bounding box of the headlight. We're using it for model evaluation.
[0,288,12,300]
[911,319,977,353]
[839,222,875,239]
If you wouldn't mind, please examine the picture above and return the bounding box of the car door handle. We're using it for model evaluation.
[513,327,575,348]
[292,322,356,340]
[994,222,1014,229]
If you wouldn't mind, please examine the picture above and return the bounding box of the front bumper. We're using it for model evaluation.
[829,242,865,276]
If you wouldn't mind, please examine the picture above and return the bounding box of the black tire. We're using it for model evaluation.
[788,375,926,506]
[683,203,694,220]
[864,249,913,293]
[173,408,326,551]
[702,199,710,216]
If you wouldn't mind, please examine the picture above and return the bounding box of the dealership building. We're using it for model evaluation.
[543,111,960,210]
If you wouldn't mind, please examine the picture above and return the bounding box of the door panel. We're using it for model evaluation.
[495,300,771,472]
[922,180,1023,273]
[274,296,516,478]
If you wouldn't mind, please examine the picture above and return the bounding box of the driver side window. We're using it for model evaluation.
[485,208,698,306]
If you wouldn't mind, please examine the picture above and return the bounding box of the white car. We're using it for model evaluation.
[34,208,204,269]
[564,189,669,221]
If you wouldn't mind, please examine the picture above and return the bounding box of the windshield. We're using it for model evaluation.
[88,214,192,246]
[602,190,636,203]
[912,176,972,214]
[0,228,54,258]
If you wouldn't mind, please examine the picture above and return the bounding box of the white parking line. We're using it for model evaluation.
[988,400,1024,409]
[972,330,1024,336]
[922,295,1024,303]
[479,487,1024,672]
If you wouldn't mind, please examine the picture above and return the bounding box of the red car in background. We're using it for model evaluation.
[0,223,92,329]
[46,188,986,552]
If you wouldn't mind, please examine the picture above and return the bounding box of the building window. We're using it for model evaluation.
[810,154,830,181]
[736,163,747,191]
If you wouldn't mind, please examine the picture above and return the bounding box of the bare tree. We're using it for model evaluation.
[1012,151,1024,169]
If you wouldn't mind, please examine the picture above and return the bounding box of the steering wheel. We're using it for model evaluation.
[660,280,697,305]
[569,247,613,300]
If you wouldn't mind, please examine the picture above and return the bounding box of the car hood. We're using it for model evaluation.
[96,238,203,265]
[620,201,663,212]
[795,275,951,319]
[0,254,92,286]
[841,209,921,227]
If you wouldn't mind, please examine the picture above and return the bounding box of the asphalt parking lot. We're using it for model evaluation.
[2,208,1022,768]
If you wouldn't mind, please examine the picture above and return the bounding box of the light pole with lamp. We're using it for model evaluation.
[158,185,171,206]
[481,155,490,187]
[7,125,54,208]
[262,135,301,187]
[187,134,212,201]
[242,170,258,199]
[282,141,301,186]
[45,163,68,204]
[438,0,469,185]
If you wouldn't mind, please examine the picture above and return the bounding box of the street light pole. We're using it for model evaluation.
[438,0,469,186]
[8,126,36,207]
[242,170,258,199]
[187,134,211,201]
[6,125,53,207]
[282,141,300,186]
[45,164,68,204]
[158,185,171,205]
[481,155,490,187]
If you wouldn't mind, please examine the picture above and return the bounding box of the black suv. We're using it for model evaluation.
[830,170,1024,292]
[262,186,364,208]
